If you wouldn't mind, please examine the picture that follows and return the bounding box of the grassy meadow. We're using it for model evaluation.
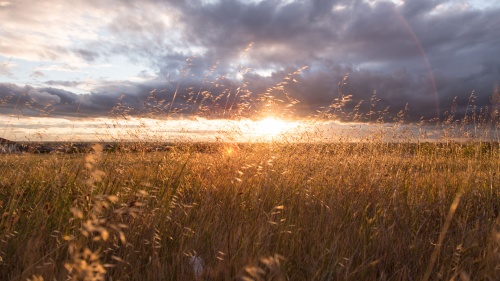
[1,139,500,280]
[1,67,500,280]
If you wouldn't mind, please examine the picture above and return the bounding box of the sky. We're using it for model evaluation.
[1,0,500,141]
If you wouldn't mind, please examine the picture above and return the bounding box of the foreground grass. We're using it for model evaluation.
[1,142,499,280]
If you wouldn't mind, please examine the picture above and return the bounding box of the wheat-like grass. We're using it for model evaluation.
[0,60,499,280]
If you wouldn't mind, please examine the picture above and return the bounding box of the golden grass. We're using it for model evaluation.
[1,141,499,280]
[1,61,499,280]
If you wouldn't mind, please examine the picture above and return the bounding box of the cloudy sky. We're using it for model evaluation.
[1,0,499,126]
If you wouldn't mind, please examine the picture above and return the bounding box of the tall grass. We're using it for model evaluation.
[0,139,499,280]
[1,62,500,280]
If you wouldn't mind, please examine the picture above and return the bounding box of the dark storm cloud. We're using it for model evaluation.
[0,82,139,117]
[191,1,496,120]
[125,0,499,121]
[0,79,235,118]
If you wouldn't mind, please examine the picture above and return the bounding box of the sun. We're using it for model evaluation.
[248,117,301,140]
[232,116,299,141]
[255,117,289,136]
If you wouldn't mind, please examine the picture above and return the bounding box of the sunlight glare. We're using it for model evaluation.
[241,117,299,140]
[225,143,240,156]
[257,117,287,135]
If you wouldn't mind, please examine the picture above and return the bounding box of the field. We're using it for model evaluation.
[1,141,500,280]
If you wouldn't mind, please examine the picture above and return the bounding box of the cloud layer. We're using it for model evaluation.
[1,0,499,122]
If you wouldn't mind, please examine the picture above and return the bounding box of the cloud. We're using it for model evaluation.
[0,0,499,122]
[143,0,499,118]
[30,70,45,78]
[44,80,84,88]
[0,61,15,78]
[28,89,62,106]
[74,49,101,62]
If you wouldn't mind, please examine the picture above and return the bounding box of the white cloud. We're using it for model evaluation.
[332,5,347,11]
[0,0,113,62]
